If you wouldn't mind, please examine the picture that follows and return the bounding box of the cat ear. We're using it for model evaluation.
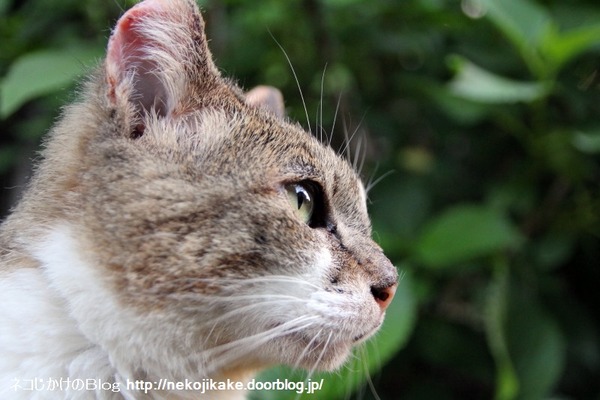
[245,86,286,118]
[105,0,220,118]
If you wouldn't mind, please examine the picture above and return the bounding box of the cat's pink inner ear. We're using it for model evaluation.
[106,0,170,117]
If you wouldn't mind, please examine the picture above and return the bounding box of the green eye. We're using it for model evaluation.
[286,183,314,224]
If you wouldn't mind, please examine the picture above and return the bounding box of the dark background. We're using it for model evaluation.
[1,0,599,399]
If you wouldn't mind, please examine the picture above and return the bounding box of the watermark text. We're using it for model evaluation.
[10,377,324,395]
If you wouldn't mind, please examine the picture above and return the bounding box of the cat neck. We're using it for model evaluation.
[0,225,256,400]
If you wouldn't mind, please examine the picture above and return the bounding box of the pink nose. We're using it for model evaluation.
[371,282,397,311]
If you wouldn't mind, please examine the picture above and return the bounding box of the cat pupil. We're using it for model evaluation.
[285,184,314,224]
[296,188,309,209]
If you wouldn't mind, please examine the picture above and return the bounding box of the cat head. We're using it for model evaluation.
[61,0,397,377]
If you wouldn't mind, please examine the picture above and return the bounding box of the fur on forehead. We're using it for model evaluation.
[133,106,366,216]
[140,107,360,181]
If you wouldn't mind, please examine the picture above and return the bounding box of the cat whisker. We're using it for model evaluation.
[198,294,309,303]
[352,132,362,172]
[308,330,333,377]
[205,315,319,371]
[340,112,367,163]
[221,294,304,303]
[328,92,342,147]
[353,132,369,176]
[365,168,395,196]
[317,64,328,143]
[336,347,363,399]
[110,0,126,13]
[201,299,308,345]
[340,118,351,159]
[236,275,321,287]
[270,32,312,134]
[292,328,323,370]
[163,274,322,291]
[360,345,383,400]
[261,275,323,290]
[179,298,310,329]
[398,269,407,283]
[207,315,318,355]
[292,331,333,400]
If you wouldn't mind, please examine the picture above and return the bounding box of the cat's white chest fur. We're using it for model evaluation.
[0,227,115,399]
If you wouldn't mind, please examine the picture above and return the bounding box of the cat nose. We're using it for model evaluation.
[371,282,397,311]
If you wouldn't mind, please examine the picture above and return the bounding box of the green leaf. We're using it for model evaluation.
[414,204,523,268]
[416,317,494,382]
[0,46,102,118]
[419,80,492,125]
[531,232,574,271]
[447,56,552,104]
[478,0,552,76]
[250,271,417,400]
[0,0,9,16]
[506,284,566,400]
[479,0,551,49]
[484,263,566,400]
[479,0,600,77]
[573,129,600,154]
[541,23,600,72]
[485,261,518,400]
[370,177,432,257]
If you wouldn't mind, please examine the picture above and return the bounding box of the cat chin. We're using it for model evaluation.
[300,352,352,373]
[283,342,353,372]
[274,331,365,372]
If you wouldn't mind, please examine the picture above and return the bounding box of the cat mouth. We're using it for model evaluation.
[272,317,383,348]
[353,332,367,342]
[352,320,383,343]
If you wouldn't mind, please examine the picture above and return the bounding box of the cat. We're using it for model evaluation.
[0,0,398,399]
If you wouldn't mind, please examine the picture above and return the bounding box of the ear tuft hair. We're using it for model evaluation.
[105,0,220,119]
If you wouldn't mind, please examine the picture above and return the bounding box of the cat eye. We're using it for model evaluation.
[285,183,315,225]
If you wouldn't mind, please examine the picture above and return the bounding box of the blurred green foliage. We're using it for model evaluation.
[2,0,600,399]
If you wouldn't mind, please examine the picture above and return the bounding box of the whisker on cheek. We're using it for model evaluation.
[293,328,324,370]
[203,315,319,372]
